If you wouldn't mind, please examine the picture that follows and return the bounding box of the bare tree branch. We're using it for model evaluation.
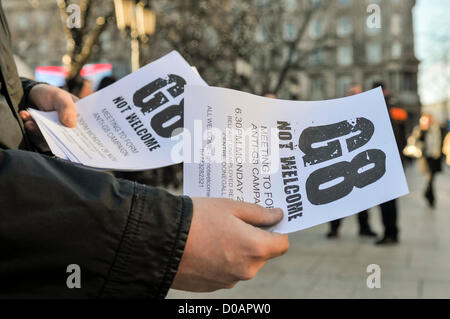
[68,11,114,79]
[57,0,75,53]
[273,1,330,94]
[58,0,114,81]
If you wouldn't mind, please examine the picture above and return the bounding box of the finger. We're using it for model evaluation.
[23,118,39,133]
[19,110,32,122]
[266,232,289,258]
[250,228,290,259]
[23,119,51,153]
[55,93,78,128]
[234,202,284,227]
[23,119,45,145]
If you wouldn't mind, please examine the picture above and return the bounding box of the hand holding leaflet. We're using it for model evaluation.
[183,86,409,234]
[29,51,207,171]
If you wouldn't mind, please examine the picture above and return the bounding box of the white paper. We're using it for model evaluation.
[183,86,409,234]
[29,51,207,171]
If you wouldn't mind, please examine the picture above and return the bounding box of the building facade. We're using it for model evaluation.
[281,0,420,113]
[4,0,420,115]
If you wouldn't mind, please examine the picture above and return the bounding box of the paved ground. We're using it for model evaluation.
[167,162,450,299]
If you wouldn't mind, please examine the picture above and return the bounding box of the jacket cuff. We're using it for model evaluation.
[19,77,48,110]
[100,183,193,298]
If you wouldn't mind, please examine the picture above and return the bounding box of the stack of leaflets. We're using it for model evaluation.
[29,51,207,171]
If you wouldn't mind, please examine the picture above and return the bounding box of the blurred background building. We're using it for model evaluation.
[3,0,131,80]
[279,0,420,114]
[4,0,421,120]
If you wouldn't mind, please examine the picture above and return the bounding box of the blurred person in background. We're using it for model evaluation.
[66,75,93,98]
[443,130,450,166]
[97,75,117,91]
[406,113,444,208]
[326,84,377,239]
[374,82,402,245]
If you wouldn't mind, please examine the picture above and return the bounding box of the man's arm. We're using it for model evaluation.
[0,148,192,298]
[0,148,290,298]
[5,84,289,298]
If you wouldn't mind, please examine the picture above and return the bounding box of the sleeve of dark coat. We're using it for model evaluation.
[0,148,193,298]
[19,77,45,110]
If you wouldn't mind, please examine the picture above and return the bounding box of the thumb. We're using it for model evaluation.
[55,94,78,128]
[234,203,284,227]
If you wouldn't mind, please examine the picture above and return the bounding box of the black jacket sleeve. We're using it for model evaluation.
[19,77,47,111]
[0,148,193,299]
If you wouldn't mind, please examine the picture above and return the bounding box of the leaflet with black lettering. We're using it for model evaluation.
[183,86,409,234]
[29,51,207,171]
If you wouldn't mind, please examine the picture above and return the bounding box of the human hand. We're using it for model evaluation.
[171,198,289,292]
[19,84,78,152]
